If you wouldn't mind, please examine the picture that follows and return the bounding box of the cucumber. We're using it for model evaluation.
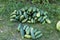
[38,17,44,23]
[23,12,28,19]
[27,21,31,23]
[45,19,51,23]
[34,17,37,20]
[24,35,31,38]
[42,21,45,24]
[17,23,23,31]
[18,10,22,15]
[31,28,35,39]
[36,12,40,17]
[44,11,47,15]
[10,19,17,22]
[15,16,19,20]
[31,19,34,23]
[22,19,27,23]
[20,15,24,20]
[11,10,17,15]
[33,13,36,17]
[36,33,42,39]
[43,15,47,19]
[18,23,25,38]
[35,31,41,36]
[40,10,44,16]
[25,26,30,34]
[10,15,16,18]
[23,25,28,30]
[34,29,38,33]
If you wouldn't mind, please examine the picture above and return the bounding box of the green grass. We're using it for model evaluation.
[0,0,60,40]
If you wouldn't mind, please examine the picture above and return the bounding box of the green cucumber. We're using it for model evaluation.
[27,21,31,23]
[15,16,19,20]
[10,15,16,18]
[31,19,34,23]
[40,10,44,16]
[10,19,17,22]
[25,26,30,34]
[18,10,22,15]
[18,23,25,38]
[11,10,17,15]
[31,28,35,39]
[20,15,24,20]
[45,19,51,23]
[33,13,36,17]
[34,29,38,33]
[36,12,40,17]
[36,33,42,39]
[38,17,44,23]
[22,19,27,23]
[35,31,41,36]
[23,12,28,19]
[23,25,28,30]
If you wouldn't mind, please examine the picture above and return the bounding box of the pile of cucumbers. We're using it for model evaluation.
[17,23,42,39]
[10,7,51,24]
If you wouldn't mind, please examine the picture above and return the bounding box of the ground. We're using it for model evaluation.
[0,0,60,40]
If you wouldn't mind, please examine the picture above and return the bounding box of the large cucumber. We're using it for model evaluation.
[31,28,35,39]
[18,23,25,38]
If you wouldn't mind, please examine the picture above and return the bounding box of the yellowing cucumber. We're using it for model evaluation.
[24,35,31,38]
